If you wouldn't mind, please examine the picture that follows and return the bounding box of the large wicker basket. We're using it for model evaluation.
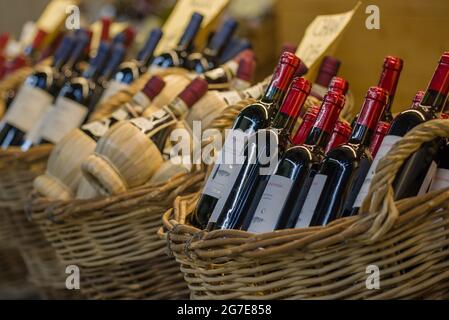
[160,119,449,300]
[0,68,154,299]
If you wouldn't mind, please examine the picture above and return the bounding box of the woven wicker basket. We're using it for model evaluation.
[160,119,449,300]
[27,96,299,299]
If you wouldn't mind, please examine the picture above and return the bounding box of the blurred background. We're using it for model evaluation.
[0,0,448,113]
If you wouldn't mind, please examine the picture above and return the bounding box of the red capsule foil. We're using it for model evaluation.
[325,120,352,153]
[314,91,346,134]
[356,86,389,131]
[270,52,301,91]
[292,105,320,145]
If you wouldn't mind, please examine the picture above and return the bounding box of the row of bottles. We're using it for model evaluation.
[0,12,253,152]
[192,51,449,235]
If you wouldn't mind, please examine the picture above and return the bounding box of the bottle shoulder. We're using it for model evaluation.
[390,108,431,135]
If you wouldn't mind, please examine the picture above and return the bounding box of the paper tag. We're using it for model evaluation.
[296,2,360,80]
[430,168,449,192]
[247,175,293,233]
[40,96,88,143]
[4,84,53,132]
[36,0,79,34]
[155,0,229,55]
[295,174,327,228]
[353,135,401,208]
[99,80,130,103]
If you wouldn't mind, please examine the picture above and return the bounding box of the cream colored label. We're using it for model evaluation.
[242,83,266,100]
[41,97,88,143]
[155,0,229,55]
[353,135,401,208]
[4,84,53,132]
[295,174,327,228]
[296,2,360,80]
[218,90,242,106]
[247,175,293,233]
[99,80,130,103]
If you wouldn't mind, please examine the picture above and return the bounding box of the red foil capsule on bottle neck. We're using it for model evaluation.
[270,52,301,91]
[325,120,352,153]
[236,56,255,82]
[315,56,341,88]
[356,86,389,131]
[279,77,312,118]
[378,56,403,101]
[369,121,391,157]
[411,90,425,109]
[329,76,349,95]
[142,75,166,100]
[427,52,449,96]
[314,91,346,134]
[292,105,320,145]
[178,77,209,108]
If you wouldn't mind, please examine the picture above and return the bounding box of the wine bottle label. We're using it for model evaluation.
[40,97,88,144]
[218,90,242,106]
[204,128,254,223]
[241,84,265,100]
[418,161,438,195]
[129,108,175,135]
[132,91,151,110]
[99,80,130,103]
[247,175,294,233]
[4,84,53,132]
[295,174,327,228]
[353,135,402,208]
[24,104,55,144]
[429,168,449,192]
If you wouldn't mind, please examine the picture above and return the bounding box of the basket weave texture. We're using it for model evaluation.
[160,119,449,300]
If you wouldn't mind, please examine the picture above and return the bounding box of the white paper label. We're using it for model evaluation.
[218,90,242,106]
[418,161,438,195]
[24,104,55,144]
[353,135,401,208]
[204,128,254,223]
[247,175,293,233]
[40,97,88,144]
[4,84,53,132]
[430,168,449,192]
[295,174,327,228]
[99,80,130,103]
[242,83,265,100]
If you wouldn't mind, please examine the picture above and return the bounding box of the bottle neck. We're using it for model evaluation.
[137,30,162,66]
[205,20,237,61]
[177,15,203,53]
[304,127,330,149]
[260,86,287,116]
[348,124,373,146]
[292,115,316,145]
[420,89,448,114]
[378,67,401,120]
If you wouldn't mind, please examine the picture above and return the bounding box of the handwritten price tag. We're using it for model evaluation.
[296,2,361,76]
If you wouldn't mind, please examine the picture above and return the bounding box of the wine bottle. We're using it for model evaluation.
[310,56,341,100]
[32,41,111,145]
[218,36,252,66]
[304,86,388,225]
[246,90,345,232]
[81,75,166,142]
[100,28,163,102]
[186,18,238,73]
[203,49,254,91]
[377,56,403,121]
[325,120,352,153]
[411,90,425,110]
[368,121,390,158]
[212,77,312,231]
[292,105,320,145]
[192,52,301,229]
[0,34,76,149]
[351,56,403,126]
[152,13,204,68]
[231,53,255,91]
[353,52,449,211]
[428,142,449,192]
